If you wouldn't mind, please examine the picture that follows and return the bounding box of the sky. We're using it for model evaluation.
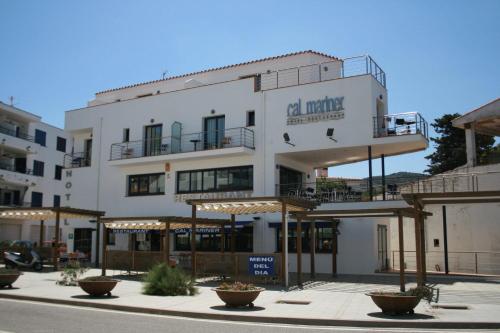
[0,0,499,178]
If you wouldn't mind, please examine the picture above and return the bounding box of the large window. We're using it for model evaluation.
[56,137,66,152]
[34,129,46,146]
[174,226,253,252]
[177,166,253,194]
[31,192,43,207]
[54,165,63,180]
[276,225,337,253]
[128,173,165,196]
[33,160,44,177]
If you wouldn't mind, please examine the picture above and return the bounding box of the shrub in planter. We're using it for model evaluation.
[78,276,119,297]
[367,286,437,315]
[143,263,197,296]
[57,261,88,286]
[213,282,264,308]
[0,268,21,289]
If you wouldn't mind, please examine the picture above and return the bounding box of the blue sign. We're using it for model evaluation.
[248,256,275,276]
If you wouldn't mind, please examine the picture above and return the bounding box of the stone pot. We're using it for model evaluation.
[367,292,420,315]
[78,279,119,297]
[0,273,20,289]
[213,288,264,308]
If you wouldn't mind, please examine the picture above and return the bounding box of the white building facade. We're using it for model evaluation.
[57,51,429,274]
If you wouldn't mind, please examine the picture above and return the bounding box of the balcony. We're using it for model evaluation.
[0,124,33,142]
[0,162,33,176]
[260,55,386,91]
[64,152,91,168]
[373,112,428,139]
[109,127,255,161]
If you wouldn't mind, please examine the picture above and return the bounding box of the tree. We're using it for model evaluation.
[425,113,495,175]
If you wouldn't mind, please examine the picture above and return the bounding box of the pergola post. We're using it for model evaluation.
[39,220,44,247]
[420,214,427,283]
[397,213,405,292]
[442,205,449,274]
[95,216,101,268]
[220,222,225,253]
[281,202,288,288]
[332,220,337,277]
[414,207,423,286]
[230,214,235,253]
[368,146,373,201]
[381,154,386,201]
[191,205,197,278]
[164,222,170,265]
[310,220,316,279]
[53,209,60,271]
[101,223,108,276]
[296,215,302,288]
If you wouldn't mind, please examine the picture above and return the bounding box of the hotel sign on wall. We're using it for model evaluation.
[286,96,345,125]
[174,191,252,202]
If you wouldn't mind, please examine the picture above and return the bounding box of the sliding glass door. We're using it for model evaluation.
[144,124,162,156]
[203,116,225,149]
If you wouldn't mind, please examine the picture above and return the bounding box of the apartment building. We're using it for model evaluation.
[61,50,429,274]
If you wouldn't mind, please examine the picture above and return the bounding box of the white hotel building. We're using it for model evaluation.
[58,50,429,275]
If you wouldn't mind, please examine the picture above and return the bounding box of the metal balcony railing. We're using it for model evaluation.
[0,124,33,142]
[64,152,91,168]
[260,55,386,91]
[109,127,255,161]
[373,112,429,139]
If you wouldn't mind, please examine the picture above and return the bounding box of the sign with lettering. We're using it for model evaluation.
[287,96,345,125]
[248,256,275,276]
[174,191,252,202]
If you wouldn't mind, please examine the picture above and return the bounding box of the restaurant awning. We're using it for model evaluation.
[0,207,105,220]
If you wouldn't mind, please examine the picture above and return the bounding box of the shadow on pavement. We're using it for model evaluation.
[210,305,266,312]
[71,294,120,300]
[367,312,434,320]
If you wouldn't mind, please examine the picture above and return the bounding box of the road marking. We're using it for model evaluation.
[0,298,495,332]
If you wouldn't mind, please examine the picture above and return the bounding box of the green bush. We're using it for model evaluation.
[143,263,197,296]
[57,261,88,286]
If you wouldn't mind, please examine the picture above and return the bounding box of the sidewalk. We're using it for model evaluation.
[1,269,500,329]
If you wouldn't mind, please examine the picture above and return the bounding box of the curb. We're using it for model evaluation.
[1,293,499,329]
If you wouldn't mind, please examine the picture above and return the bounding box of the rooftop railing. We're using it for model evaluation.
[373,112,429,139]
[260,55,386,91]
[0,124,33,142]
[109,127,255,161]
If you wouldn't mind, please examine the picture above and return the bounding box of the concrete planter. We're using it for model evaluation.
[213,288,264,308]
[78,279,119,297]
[0,273,20,289]
[367,292,420,315]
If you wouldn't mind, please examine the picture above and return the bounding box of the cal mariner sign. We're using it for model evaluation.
[287,95,345,125]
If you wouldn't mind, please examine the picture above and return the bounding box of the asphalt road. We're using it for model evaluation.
[0,299,493,333]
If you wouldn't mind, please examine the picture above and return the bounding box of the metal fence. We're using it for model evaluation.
[373,112,428,139]
[0,124,33,142]
[391,250,500,276]
[0,162,34,175]
[260,55,386,91]
[63,152,91,168]
[109,127,255,161]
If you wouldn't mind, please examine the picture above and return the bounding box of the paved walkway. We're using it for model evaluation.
[1,268,500,328]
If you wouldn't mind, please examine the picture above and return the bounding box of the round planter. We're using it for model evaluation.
[0,274,20,289]
[213,288,264,308]
[78,280,119,297]
[367,292,420,315]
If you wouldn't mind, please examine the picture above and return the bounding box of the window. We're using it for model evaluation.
[174,225,253,252]
[128,173,165,196]
[176,166,253,194]
[33,160,44,177]
[276,225,337,253]
[31,192,43,207]
[54,165,63,180]
[123,128,130,142]
[433,239,440,247]
[34,129,46,146]
[247,110,255,127]
[53,195,60,207]
[56,137,66,152]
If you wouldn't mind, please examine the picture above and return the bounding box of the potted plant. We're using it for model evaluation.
[0,268,21,289]
[78,276,120,297]
[367,286,436,315]
[213,282,264,308]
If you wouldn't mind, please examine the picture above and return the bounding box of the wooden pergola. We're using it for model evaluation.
[292,207,432,291]
[402,191,500,276]
[186,197,316,287]
[99,215,230,276]
[0,207,105,270]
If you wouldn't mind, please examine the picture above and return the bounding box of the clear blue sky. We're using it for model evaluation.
[1,0,499,178]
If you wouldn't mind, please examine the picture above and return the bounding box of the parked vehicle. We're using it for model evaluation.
[3,240,43,271]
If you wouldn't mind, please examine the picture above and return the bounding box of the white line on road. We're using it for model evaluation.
[0,298,495,332]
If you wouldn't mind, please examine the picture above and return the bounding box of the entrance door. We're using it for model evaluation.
[84,139,92,166]
[203,116,225,149]
[279,166,304,196]
[377,224,388,271]
[144,124,162,156]
[74,228,93,259]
